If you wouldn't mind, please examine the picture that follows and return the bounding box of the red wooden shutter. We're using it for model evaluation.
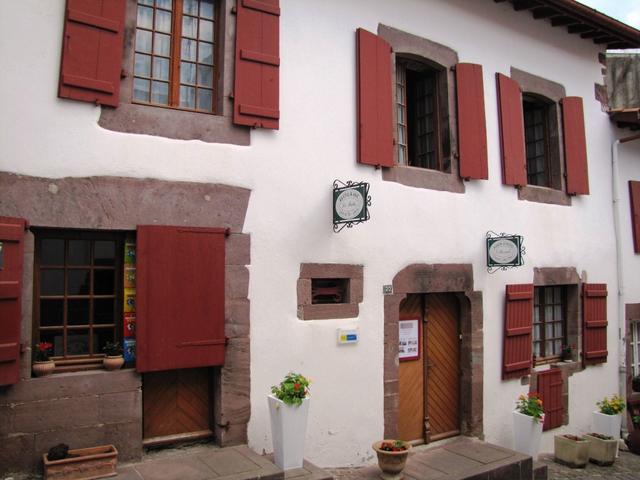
[537,368,564,431]
[502,284,534,380]
[136,226,226,372]
[456,63,488,180]
[582,283,608,366]
[0,217,27,386]
[233,0,280,129]
[496,73,527,187]
[629,181,640,253]
[58,0,126,107]
[357,28,394,168]
[562,97,589,195]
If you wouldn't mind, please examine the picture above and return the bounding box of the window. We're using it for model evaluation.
[631,321,640,377]
[523,95,551,187]
[311,278,349,304]
[34,230,124,369]
[396,58,448,172]
[533,286,566,361]
[133,0,217,113]
[298,264,363,320]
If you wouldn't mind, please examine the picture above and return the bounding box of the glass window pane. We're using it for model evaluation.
[40,299,64,326]
[67,330,90,355]
[41,270,64,295]
[151,81,169,105]
[533,342,540,357]
[544,287,553,303]
[197,65,213,87]
[184,0,198,15]
[554,305,562,321]
[154,33,171,56]
[533,324,541,342]
[68,269,90,295]
[68,240,90,265]
[153,57,170,81]
[155,10,172,33]
[181,38,197,61]
[134,78,151,102]
[95,330,115,355]
[136,29,152,53]
[94,241,115,266]
[554,340,562,355]
[139,0,154,5]
[182,15,198,38]
[94,299,115,324]
[546,340,553,356]
[137,5,153,29]
[180,62,196,84]
[41,239,65,265]
[197,89,212,111]
[135,53,152,77]
[94,270,115,295]
[156,0,172,10]
[199,19,213,41]
[555,322,563,338]
[68,299,90,325]
[180,85,196,108]
[545,322,553,340]
[198,42,213,65]
[40,330,64,357]
[545,305,553,322]
[200,0,214,19]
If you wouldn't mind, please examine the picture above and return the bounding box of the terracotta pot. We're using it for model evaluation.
[32,360,55,377]
[103,356,124,371]
[372,440,411,480]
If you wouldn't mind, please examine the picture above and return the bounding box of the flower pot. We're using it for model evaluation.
[554,435,589,468]
[372,440,411,480]
[584,433,617,466]
[33,360,55,377]
[592,410,621,457]
[268,394,310,470]
[43,444,118,479]
[103,355,124,371]
[512,410,543,460]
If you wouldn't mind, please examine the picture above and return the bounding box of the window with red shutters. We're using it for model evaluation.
[537,368,563,431]
[502,284,534,380]
[456,63,488,180]
[629,181,640,253]
[562,97,589,195]
[582,283,608,366]
[496,73,527,187]
[136,225,226,373]
[0,217,27,386]
[58,0,127,107]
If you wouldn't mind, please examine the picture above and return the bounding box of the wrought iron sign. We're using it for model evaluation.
[486,231,525,273]
[333,180,371,233]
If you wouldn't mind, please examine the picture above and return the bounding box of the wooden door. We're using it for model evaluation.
[398,295,425,441]
[143,367,212,445]
[425,293,460,441]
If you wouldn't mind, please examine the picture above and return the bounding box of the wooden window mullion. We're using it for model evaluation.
[63,239,69,357]
[170,0,184,107]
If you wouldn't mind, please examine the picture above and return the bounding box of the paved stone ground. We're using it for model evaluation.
[538,450,640,480]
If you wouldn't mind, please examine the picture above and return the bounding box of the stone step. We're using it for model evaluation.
[532,460,548,480]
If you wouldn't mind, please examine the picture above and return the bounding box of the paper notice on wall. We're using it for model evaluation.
[398,318,420,361]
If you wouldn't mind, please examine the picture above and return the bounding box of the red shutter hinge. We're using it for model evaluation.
[120,69,127,79]
[231,6,237,14]
[225,336,230,346]
[228,92,234,99]
[225,228,231,237]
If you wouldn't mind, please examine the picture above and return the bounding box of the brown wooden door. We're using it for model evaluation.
[143,367,212,445]
[425,293,460,441]
[398,295,424,441]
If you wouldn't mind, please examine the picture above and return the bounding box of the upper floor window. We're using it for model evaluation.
[523,95,551,187]
[396,58,448,172]
[631,321,640,377]
[134,0,217,113]
[34,230,124,370]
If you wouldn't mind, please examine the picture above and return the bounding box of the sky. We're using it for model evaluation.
[576,0,640,29]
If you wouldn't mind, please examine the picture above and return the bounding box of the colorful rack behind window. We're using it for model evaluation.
[123,237,136,362]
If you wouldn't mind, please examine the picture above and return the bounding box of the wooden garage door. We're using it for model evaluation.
[425,293,460,441]
[143,367,212,444]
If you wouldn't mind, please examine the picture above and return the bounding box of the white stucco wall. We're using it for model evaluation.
[0,0,628,468]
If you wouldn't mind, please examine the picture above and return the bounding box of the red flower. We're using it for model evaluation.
[38,342,52,352]
[294,383,300,391]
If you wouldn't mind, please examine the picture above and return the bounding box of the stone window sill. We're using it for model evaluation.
[518,185,572,206]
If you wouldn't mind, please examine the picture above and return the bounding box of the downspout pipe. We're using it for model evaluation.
[613,133,640,414]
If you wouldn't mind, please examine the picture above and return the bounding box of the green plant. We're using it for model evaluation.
[102,341,123,357]
[379,440,409,452]
[516,392,544,423]
[633,415,640,427]
[596,395,625,415]
[271,372,310,406]
[34,342,53,362]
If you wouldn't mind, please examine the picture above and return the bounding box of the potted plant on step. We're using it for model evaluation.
[102,341,124,371]
[268,372,311,470]
[554,434,589,468]
[593,394,624,456]
[513,392,545,460]
[372,439,411,480]
[32,342,55,377]
[584,432,617,466]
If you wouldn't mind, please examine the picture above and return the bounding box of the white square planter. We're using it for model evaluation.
[268,395,310,470]
[513,410,543,460]
[592,410,621,457]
